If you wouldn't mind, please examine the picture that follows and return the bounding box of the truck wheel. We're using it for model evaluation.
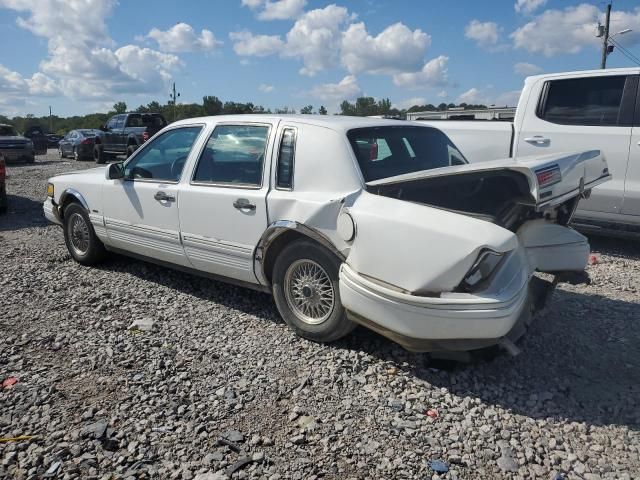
[63,203,107,265]
[94,145,106,164]
[272,240,356,344]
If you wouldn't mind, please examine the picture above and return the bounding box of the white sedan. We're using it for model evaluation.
[44,115,609,354]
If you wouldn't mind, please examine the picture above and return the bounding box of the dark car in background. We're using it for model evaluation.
[58,129,102,161]
[23,125,48,155]
[94,112,167,163]
[0,124,35,163]
[46,134,63,147]
[0,152,7,214]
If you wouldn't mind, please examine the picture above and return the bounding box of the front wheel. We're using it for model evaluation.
[93,145,106,164]
[272,240,356,343]
[63,203,107,265]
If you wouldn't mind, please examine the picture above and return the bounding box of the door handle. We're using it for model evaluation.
[154,191,175,202]
[524,136,550,145]
[233,199,256,211]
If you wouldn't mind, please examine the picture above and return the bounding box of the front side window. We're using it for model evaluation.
[193,124,269,186]
[276,128,296,189]
[348,126,467,182]
[115,115,125,129]
[539,76,626,126]
[124,126,203,182]
[107,117,119,130]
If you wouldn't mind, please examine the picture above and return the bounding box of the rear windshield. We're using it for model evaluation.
[347,126,467,182]
[78,129,99,136]
[0,126,17,136]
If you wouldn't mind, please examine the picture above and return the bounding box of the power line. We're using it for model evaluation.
[608,37,640,66]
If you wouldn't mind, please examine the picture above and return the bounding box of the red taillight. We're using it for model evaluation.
[369,140,378,160]
[0,158,6,179]
[142,131,150,142]
[80,138,93,145]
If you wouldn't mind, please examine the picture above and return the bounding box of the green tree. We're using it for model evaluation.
[376,98,392,115]
[318,105,328,115]
[203,95,223,116]
[113,102,127,114]
[300,105,314,114]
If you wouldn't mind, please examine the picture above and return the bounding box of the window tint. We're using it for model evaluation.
[126,114,143,127]
[115,115,125,129]
[193,124,269,186]
[276,128,296,189]
[540,76,626,126]
[124,126,202,182]
[347,126,467,182]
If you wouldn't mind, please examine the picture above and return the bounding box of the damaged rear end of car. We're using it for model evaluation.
[338,125,610,354]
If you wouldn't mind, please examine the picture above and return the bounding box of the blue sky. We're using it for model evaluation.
[1,0,640,117]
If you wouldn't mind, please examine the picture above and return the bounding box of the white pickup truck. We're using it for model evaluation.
[418,67,640,236]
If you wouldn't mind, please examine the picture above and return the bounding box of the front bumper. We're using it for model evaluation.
[43,197,62,225]
[0,148,35,163]
[339,248,554,352]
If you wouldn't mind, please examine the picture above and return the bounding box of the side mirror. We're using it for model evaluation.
[107,162,124,180]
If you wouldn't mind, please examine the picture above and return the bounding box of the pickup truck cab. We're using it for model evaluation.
[418,67,640,237]
[94,112,167,164]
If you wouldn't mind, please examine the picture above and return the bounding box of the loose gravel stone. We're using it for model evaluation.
[0,151,639,479]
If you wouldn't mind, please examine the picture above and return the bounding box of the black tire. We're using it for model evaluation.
[63,203,107,265]
[94,144,106,164]
[272,240,356,343]
[126,144,137,158]
[0,189,7,215]
[26,155,35,164]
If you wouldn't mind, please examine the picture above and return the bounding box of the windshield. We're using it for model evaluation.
[0,126,17,136]
[347,126,467,182]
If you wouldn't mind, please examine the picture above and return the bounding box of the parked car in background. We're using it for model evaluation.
[58,129,102,161]
[417,67,640,237]
[0,124,35,163]
[0,152,7,214]
[94,112,167,163]
[44,115,609,355]
[23,125,48,155]
[47,134,63,148]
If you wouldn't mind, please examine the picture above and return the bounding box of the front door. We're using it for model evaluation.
[516,74,636,216]
[102,125,204,266]
[622,117,640,218]
[179,122,274,284]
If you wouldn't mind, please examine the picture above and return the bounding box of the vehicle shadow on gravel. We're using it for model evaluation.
[588,234,640,259]
[337,288,640,431]
[0,194,50,231]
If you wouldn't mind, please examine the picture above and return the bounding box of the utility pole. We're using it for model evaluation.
[49,106,52,133]
[600,2,612,69]
[169,82,180,122]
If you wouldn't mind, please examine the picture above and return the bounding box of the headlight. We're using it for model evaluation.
[460,249,504,290]
[46,183,54,198]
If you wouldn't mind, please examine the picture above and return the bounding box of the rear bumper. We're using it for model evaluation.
[0,148,35,162]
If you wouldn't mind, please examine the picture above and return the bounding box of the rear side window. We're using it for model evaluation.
[276,128,296,189]
[539,76,626,126]
[193,124,269,186]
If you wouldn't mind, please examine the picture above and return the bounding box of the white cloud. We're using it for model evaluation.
[457,87,521,106]
[392,55,449,90]
[514,62,542,75]
[259,83,275,93]
[0,0,183,106]
[311,75,360,101]
[283,5,353,76]
[242,0,307,20]
[0,63,59,96]
[229,30,285,56]
[146,23,222,52]
[341,22,430,75]
[465,20,500,47]
[514,0,547,15]
[511,4,640,57]
[394,96,426,110]
[437,90,447,98]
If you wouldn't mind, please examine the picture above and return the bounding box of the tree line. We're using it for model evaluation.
[0,96,487,135]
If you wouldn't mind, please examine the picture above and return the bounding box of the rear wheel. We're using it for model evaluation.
[63,203,107,265]
[272,240,355,343]
[94,144,106,164]
[0,187,7,214]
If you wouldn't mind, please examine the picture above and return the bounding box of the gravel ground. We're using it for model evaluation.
[1,151,639,480]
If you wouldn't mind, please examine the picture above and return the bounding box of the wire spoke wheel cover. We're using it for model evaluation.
[68,212,90,255]
[284,259,335,325]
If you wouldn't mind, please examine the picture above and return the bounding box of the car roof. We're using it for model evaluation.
[170,115,423,133]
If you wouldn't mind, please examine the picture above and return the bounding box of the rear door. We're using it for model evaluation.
[515,73,637,216]
[178,122,274,283]
[622,85,640,217]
